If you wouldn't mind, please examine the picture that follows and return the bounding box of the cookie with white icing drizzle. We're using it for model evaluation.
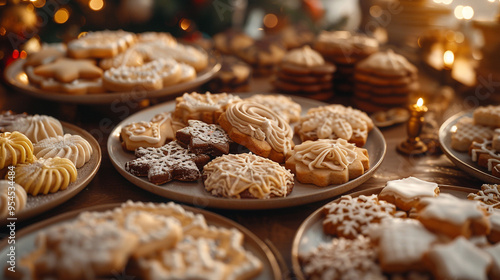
[468,184,500,212]
[285,139,369,186]
[14,157,77,196]
[125,141,210,185]
[0,131,34,169]
[203,153,294,199]
[244,94,302,123]
[0,180,27,219]
[5,114,63,144]
[378,177,440,211]
[176,120,232,157]
[33,134,93,168]
[219,101,294,163]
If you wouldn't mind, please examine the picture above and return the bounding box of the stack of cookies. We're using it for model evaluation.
[353,49,419,113]
[273,45,336,101]
[235,36,287,76]
[313,31,379,95]
[206,55,252,92]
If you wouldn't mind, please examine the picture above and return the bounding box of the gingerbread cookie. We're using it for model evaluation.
[416,195,490,238]
[299,235,384,280]
[5,114,63,143]
[378,177,440,211]
[468,184,500,212]
[285,139,369,186]
[207,55,251,92]
[219,102,294,163]
[451,117,493,152]
[24,43,66,68]
[244,94,302,123]
[203,153,294,199]
[323,194,404,239]
[33,57,103,83]
[0,111,27,132]
[125,141,210,185]
[470,139,500,175]
[0,180,27,219]
[474,105,500,128]
[39,78,104,95]
[33,134,93,168]
[175,120,232,157]
[0,131,34,169]
[173,92,242,125]
[67,30,136,59]
[14,157,77,196]
[488,211,500,244]
[234,36,286,75]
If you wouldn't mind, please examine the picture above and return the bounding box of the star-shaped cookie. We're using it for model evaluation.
[33,58,103,83]
[176,120,232,157]
[125,141,210,185]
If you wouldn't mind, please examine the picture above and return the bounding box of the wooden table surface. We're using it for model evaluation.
[0,75,485,279]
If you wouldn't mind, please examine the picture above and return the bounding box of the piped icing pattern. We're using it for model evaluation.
[203,153,294,199]
[0,111,27,132]
[282,45,325,67]
[0,180,27,219]
[0,131,34,169]
[5,114,63,144]
[243,94,302,123]
[14,157,77,196]
[300,235,385,280]
[33,134,93,168]
[471,139,500,172]
[224,102,294,155]
[378,177,440,211]
[290,139,358,171]
[356,49,418,77]
[468,184,500,212]
[174,92,242,124]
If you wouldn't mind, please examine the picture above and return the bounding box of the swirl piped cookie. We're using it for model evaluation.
[0,131,34,169]
[219,102,294,163]
[244,94,302,123]
[0,180,27,219]
[14,157,77,196]
[203,153,294,199]
[5,114,63,143]
[286,139,369,186]
[34,134,93,168]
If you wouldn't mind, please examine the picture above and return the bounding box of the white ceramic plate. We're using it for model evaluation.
[107,93,387,210]
[5,122,102,223]
[0,202,281,280]
[3,50,220,104]
[291,185,479,280]
[439,111,500,184]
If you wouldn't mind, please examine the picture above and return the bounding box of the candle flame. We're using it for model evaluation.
[417,98,424,107]
[443,50,454,67]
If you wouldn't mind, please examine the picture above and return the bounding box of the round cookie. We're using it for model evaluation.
[244,94,302,123]
[203,153,294,199]
[285,139,369,186]
[0,180,27,219]
[5,114,63,143]
[0,131,35,169]
[14,157,77,196]
[313,31,379,63]
[207,55,251,92]
[33,134,93,168]
[218,102,294,163]
[356,49,418,78]
[234,37,286,75]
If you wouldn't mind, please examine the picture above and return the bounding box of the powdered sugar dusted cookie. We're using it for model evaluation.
[203,153,294,199]
[378,177,440,211]
[219,102,294,163]
[0,131,34,169]
[5,114,63,143]
[244,94,302,123]
[14,157,77,196]
[285,139,369,186]
[468,184,500,212]
[173,92,242,125]
[474,105,500,128]
[451,117,493,152]
[125,141,210,185]
[323,194,405,239]
[368,218,438,273]
[299,235,385,280]
[33,134,93,168]
[416,195,490,238]
[0,180,27,219]
[424,237,491,280]
[67,30,136,59]
[176,120,232,157]
[0,111,27,132]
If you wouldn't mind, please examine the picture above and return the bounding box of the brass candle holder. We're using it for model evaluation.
[397,98,428,155]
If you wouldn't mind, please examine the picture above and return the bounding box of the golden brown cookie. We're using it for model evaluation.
[173,92,242,125]
[33,58,103,83]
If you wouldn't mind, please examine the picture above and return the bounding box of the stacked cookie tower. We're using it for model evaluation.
[352,49,419,113]
[313,31,379,95]
[273,45,336,101]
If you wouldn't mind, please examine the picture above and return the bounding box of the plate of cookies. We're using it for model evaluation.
[107,92,386,210]
[292,177,500,280]
[0,111,101,222]
[439,107,500,184]
[0,200,281,279]
[4,30,220,104]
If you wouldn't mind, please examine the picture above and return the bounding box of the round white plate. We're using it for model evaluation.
[5,121,102,224]
[439,111,500,184]
[107,93,387,210]
[3,49,220,104]
[0,202,281,280]
[291,185,479,280]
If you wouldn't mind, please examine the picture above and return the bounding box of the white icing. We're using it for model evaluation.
[290,139,358,171]
[379,177,439,209]
[468,184,500,211]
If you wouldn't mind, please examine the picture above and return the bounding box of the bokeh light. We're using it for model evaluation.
[54,8,70,24]
[263,13,278,28]
[89,0,104,11]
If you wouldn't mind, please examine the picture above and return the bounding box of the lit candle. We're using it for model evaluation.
[412,98,428,114]
[397,97,428,155]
